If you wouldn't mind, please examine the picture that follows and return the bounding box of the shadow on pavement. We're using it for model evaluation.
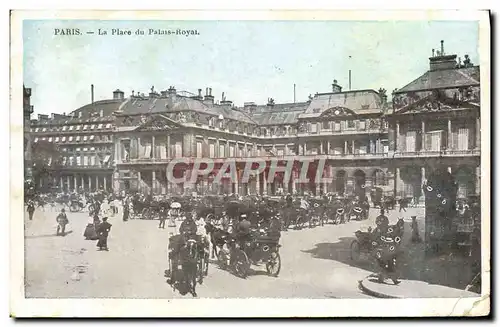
[302,233,478,291]
[301,237,377,273]
[25,230,74,239]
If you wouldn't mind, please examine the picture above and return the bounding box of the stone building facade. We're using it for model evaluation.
[30,43,481,200]
[387,42,480,201]
[30,88,124,192]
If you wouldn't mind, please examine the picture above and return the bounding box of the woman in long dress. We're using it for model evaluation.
[83,218,98,240]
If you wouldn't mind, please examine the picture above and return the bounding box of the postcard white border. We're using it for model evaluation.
[10,9,490,317]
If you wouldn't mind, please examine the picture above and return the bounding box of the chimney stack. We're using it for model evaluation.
[220,92,233,107]
[331,79,342,93]
[113,89,125,100]
[91,84,94,104]
[203,86,214,106]
[191,88,203,101]
[429,40,457,71]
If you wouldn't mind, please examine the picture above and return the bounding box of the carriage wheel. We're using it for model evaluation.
[233,249,250,279]
[350,240,361,261]
[266,252,281,277]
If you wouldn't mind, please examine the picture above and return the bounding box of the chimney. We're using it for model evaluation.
[429,40,457,71]
[91,84,94,104]
[267,97,275,108]
[331,79,342,93]
[149,86,158,98]
[113,89,124,100]
[191,88,203,101]
[244,102,257,114]
[167,86,177,109]
[203,86,214,106]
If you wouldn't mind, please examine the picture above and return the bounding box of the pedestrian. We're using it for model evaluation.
[123,200,129,222]
[158,207,167,229]
[375,209,389,231]
[411,216,422,243]
[56,208,69,236]
[27,200,35,220]
[96,217,112,251]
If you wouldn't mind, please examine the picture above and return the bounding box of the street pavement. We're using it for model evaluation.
[24,204,445,299]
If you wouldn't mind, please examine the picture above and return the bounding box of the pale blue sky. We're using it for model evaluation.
[24,20,479,115]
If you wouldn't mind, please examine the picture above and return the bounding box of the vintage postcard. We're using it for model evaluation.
[10,10,490,317]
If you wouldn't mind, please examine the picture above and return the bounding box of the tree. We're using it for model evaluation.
[31,140,62,192]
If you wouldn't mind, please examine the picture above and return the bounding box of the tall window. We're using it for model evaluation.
[209,143,215,158]
[359,120,366,130]
[310,123,318,133]
[322,121,330,130]
[196,141,203,158]
[219,144,225,158]
[334,122,341,132]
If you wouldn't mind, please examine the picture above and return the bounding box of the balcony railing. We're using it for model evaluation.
[118,152,390,165]
[394,149,480,158]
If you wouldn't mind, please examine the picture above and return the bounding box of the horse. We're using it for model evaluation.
[205,221,231,260]
[168,237,200,297]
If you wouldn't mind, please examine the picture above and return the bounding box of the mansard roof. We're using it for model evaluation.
[119,95,256,124]
[394,66,480,94]
[248,102,309,125]
[299,90,385,119]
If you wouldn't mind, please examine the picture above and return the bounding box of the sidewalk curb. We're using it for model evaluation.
[358,279,399,299]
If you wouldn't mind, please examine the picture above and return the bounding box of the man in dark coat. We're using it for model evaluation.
[158,207,167,229]
[122,200,129,222]
[27,200,35,220]
[96,217,112,251]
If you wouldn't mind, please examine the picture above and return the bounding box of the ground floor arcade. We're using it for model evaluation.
[34,170,114,193]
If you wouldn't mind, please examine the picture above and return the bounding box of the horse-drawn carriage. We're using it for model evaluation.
[217,227,281,279]
[350,219,404,262]
[165,232,209,297]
